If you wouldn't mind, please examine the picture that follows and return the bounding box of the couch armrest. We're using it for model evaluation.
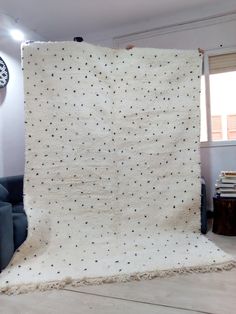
[0,202,14,271]
[0,176,24,204]
[201,179,207,234]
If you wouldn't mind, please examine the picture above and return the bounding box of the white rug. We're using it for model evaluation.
[0,42,234,294]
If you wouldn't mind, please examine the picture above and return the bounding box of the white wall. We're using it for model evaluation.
[0,48,24,176]
[0,14,43,177]
[86,12,236,210]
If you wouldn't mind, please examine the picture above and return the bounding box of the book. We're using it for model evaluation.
[215,181,236,188]
[221,171,236,177]
[220,193,236,198]
[221,178,236,184]
[216,188,236,193]
[215,171,236,195]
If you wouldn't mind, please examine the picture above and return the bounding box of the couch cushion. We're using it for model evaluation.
[0,184,9,202]
[0,202,14,271]
[12,213,28,250]
[12,203,24,214]
[0,176,23,204]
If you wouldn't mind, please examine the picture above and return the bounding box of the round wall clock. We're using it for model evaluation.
[0,57,9,88]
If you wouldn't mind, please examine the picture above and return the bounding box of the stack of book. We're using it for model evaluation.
[215,171,236,197]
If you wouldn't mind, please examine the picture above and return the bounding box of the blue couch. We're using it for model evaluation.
[0,176,27,271]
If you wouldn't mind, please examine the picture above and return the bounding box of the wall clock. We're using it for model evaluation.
[0,57,9,88]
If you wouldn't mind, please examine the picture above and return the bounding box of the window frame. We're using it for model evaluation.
[201,47,236,148]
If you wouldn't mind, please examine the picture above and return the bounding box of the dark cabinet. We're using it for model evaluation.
[213,196,236,236]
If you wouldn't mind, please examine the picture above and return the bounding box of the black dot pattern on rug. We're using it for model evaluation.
[0,42,229,289]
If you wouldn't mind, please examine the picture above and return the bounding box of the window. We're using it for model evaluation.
[227,115,236,140]
[211,115,223,140]
[201,52,236,143]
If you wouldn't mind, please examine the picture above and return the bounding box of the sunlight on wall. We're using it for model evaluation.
[210,71,236,141]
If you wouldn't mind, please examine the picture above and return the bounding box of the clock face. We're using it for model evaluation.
[0,57,9,88]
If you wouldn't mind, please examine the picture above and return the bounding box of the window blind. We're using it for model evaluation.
[209,53,236,74]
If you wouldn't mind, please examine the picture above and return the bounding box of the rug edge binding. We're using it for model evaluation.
[1,260,236,295]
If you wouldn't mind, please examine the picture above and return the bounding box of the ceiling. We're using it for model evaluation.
[1,0,236,40]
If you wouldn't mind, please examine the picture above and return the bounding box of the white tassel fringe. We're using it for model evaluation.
[1,260,236,295]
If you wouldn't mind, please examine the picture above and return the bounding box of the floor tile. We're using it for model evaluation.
[0,290,201,314]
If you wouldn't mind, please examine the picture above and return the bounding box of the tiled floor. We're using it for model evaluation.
[0,232,235,314]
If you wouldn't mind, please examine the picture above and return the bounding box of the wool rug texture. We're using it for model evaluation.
[0,42,235,294]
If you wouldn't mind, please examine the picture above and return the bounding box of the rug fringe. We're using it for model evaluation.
[1,260,236,295]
